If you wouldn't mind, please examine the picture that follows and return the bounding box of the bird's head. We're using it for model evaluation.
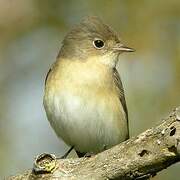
[59,16,134,67]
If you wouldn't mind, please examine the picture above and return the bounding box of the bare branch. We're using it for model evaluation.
[8,107,180,180]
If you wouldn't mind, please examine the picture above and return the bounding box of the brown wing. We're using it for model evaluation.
[45,68,52,86]
[113,68,129,138]
[45,61,56,86]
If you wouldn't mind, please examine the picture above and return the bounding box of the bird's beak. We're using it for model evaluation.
[113,43,135,52]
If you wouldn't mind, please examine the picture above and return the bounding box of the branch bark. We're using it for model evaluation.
[8,107,180,180]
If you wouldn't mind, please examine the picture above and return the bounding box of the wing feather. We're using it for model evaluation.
[113,68,129,139]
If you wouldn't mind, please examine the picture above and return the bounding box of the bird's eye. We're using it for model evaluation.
[93,39,105,49]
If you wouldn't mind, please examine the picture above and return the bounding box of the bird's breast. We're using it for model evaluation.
[44,59,128,152]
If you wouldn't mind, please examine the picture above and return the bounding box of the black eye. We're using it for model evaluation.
[93,39,105,49]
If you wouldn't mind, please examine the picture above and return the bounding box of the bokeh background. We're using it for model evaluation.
[0,0,179,179]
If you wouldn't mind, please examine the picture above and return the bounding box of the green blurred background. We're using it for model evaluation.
[0,0,179,179]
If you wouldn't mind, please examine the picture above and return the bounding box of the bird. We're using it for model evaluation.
[43,16,134,158]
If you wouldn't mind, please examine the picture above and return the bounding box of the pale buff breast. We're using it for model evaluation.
[44,57,128,153]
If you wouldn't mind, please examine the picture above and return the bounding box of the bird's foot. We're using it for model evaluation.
[84,152,95,158]
[57,146,74,159]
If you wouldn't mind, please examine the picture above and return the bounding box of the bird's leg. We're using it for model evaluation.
[85,145,107,157]
[76,145,108,158]
[103,144,107,150]
[76,150,95,158]
[59,146,74,159]
[84,152,95,157]
[75,150,86,158]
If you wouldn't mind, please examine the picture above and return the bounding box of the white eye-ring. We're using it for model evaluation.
[93,39,105,49]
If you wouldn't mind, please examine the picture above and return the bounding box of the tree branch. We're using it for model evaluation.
[8,107,180,180]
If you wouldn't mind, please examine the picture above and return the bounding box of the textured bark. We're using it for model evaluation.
[8,107,180,180]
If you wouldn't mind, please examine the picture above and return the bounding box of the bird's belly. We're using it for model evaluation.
[44,88,128,153]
